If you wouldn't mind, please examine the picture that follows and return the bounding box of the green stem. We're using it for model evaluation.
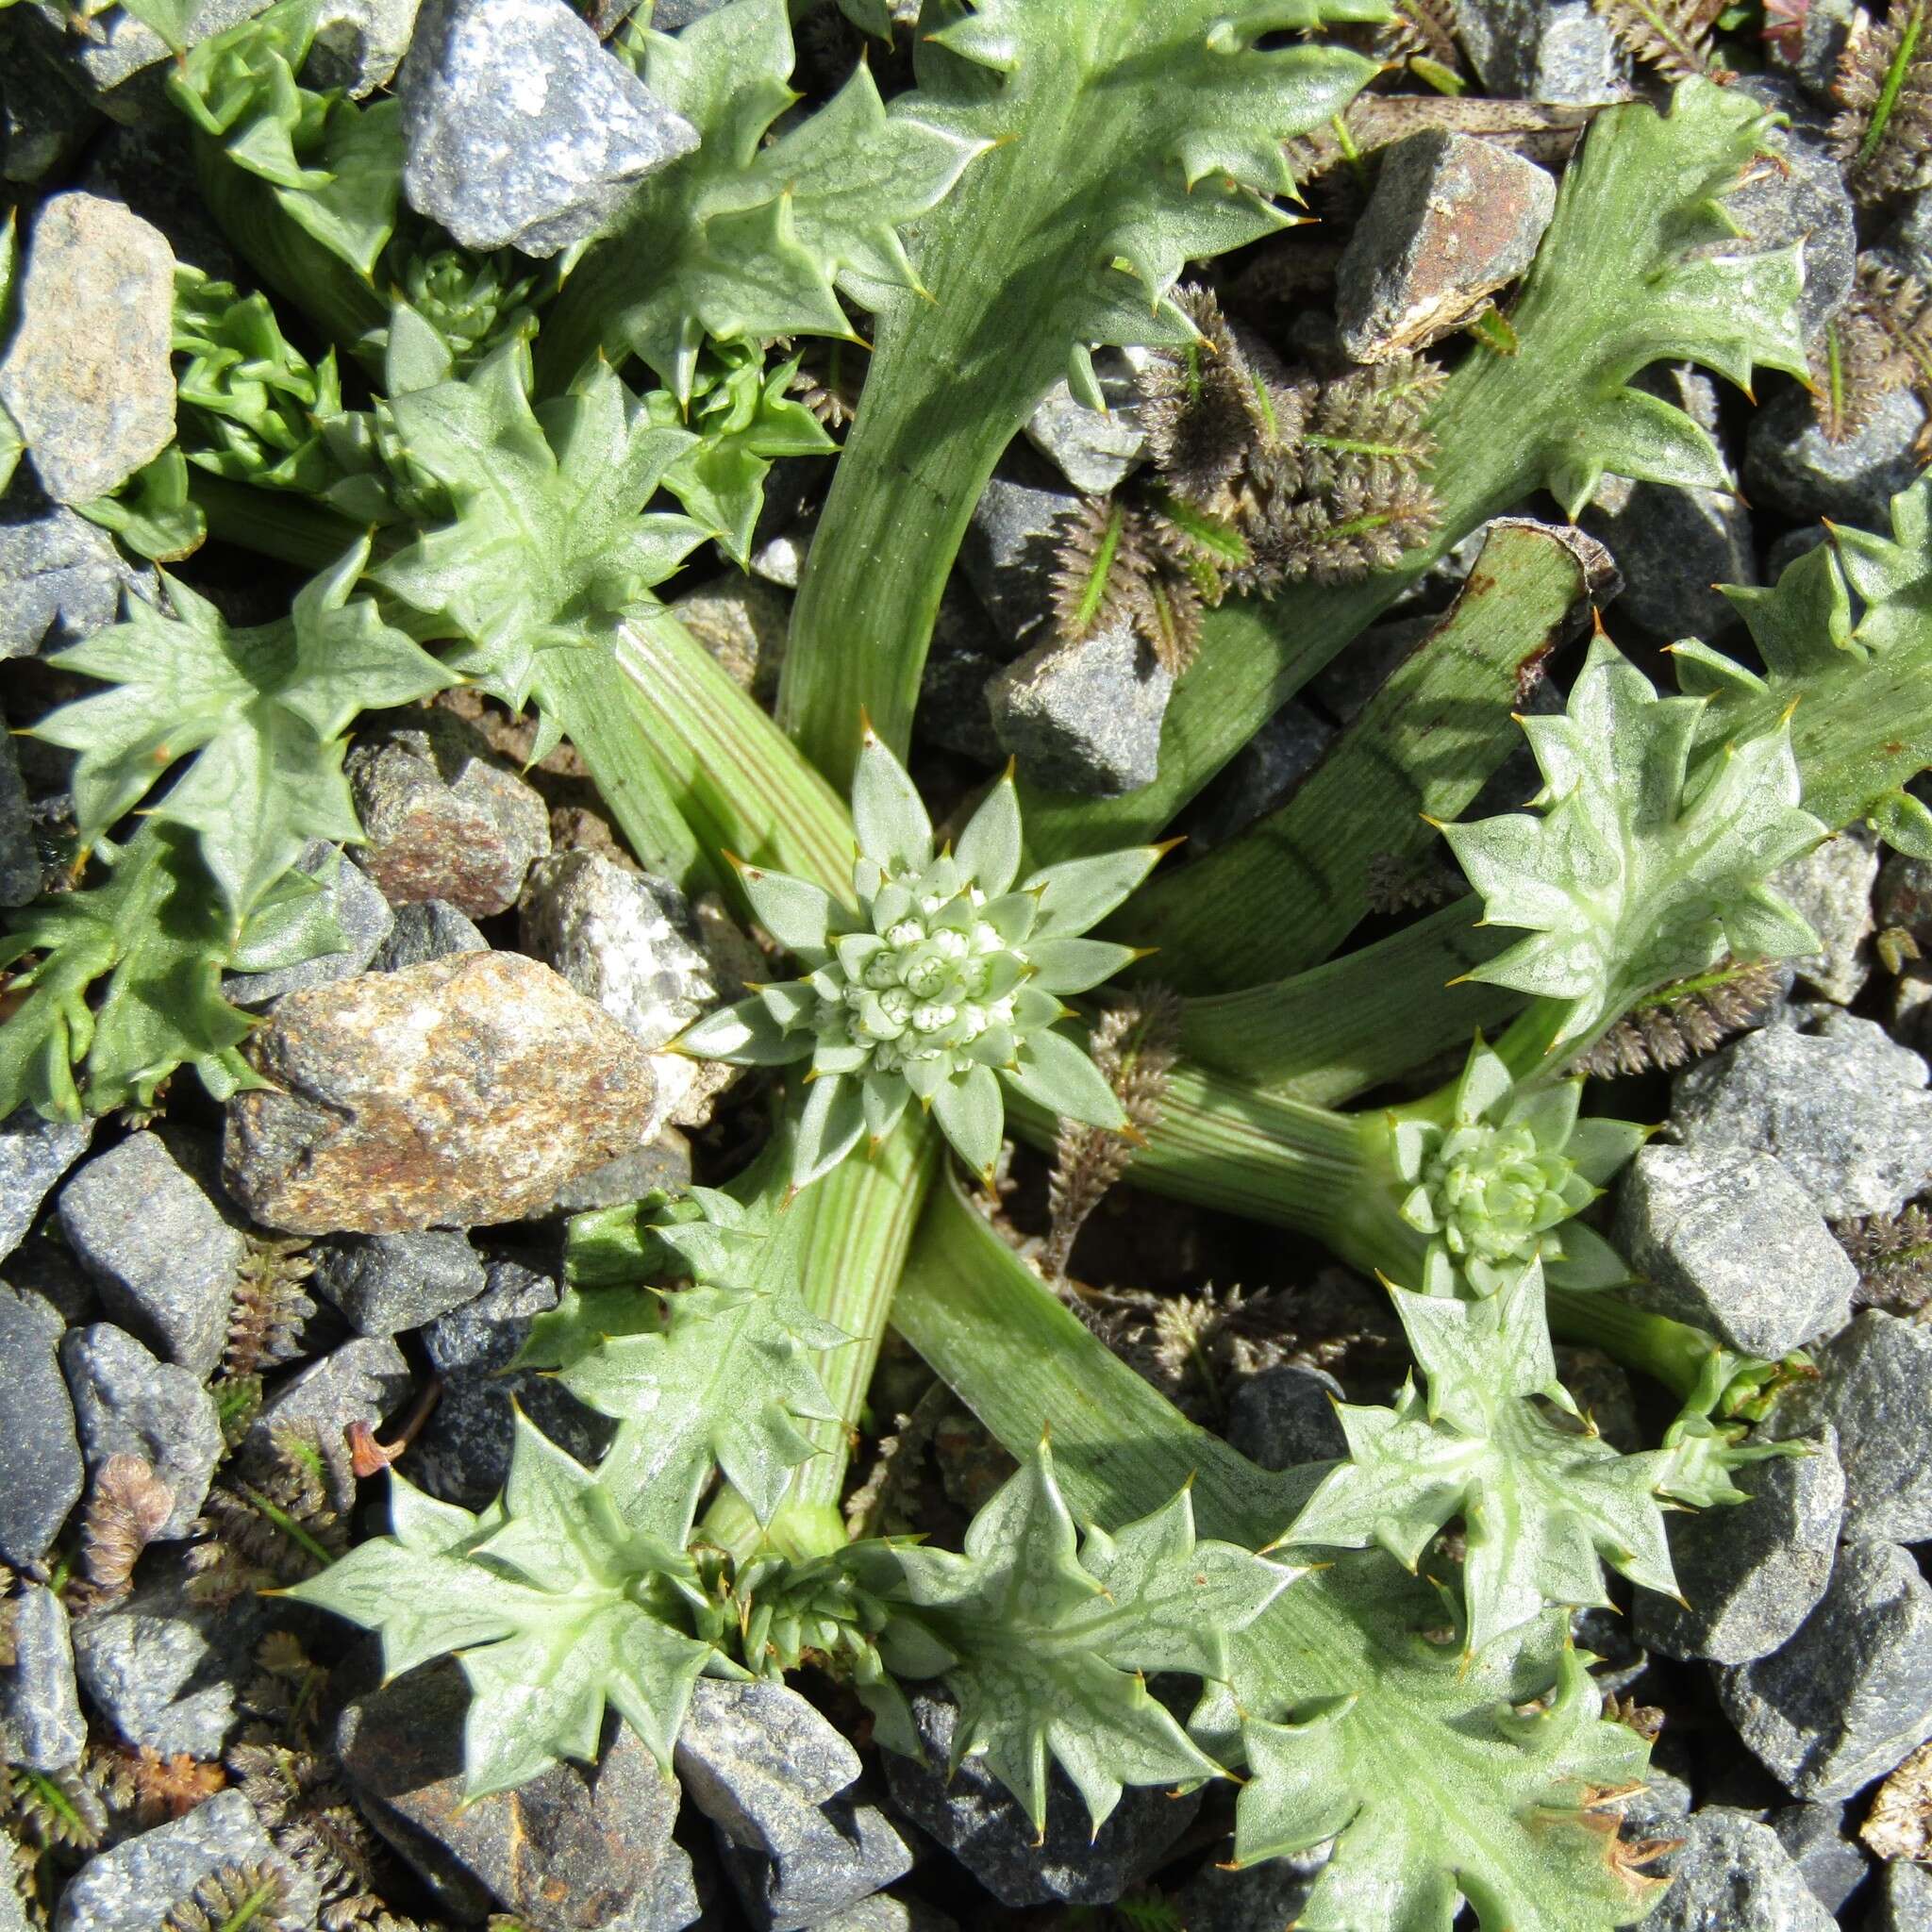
[190,472,365,571]
[1545,1284,1720,1401]
[703,1118,940,1561]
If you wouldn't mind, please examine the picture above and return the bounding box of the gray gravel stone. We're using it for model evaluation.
[338,1661,700,1929]
[543,1129,693,1214]
[1581,475,1755,642]
[1633,1428,1844,1665]
[676,1679,862,1851]
[1717,1540,1932,1801]
[958,471,1079,653]
[414,1258,614,1508]
[221,842,393,1005]
[1555,1343,1642,1453]
[58,1130,242,1379]
[1744,387,1929,528]
[1454,0,1631,100]
[882,1692,1200,1907]
[674,576,792,705]
[520,850,733,1128]
[60,1324,223,1540]
[1763,1311,1932,1541]
[1022,348,1147,495]
[1225,1364,1347,1469]
[1168,1860,1321,1932]
[345,711,551,918]
[1642,1809,1835,1932]
[311,1228,486,1335]
[1191,703,1335,849]
[24,0,268,113]
[914,582,1008,765]
[0,1282,83,1566]
[1772,830,1879,1005]
[1872,1858,1932,1931]
[716,1795,913,1932]
[0,710,36,907]
[245,1335,412,1466]
[308,0,422,93]
[0,495,155,660]
[1892,191,1932,282]
[0,1106,92,1262]
[1672,1015,1932,1223]
[805,1899,958,1932]
[1766,1800,1868,1915]
[1613,1143,1856,1357]
[398,0,697,258]
[0,192,175,505]
[988,617,1173,797]
[0,1583,83,1771]
[367,896,489,971]
[71,1559,264,1759]
[0,22,98,185]
[54,1789,317,1932]
[1718,124,1857,340]
[1337,131,1555,360]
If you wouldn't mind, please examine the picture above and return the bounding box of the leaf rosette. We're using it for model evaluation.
[679,732,1166,1186]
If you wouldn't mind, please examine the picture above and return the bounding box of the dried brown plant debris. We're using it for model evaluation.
[1593,0,1736,80]
[843,1378,953,1542]
[1836,1203,1932,1313]
[1861,1737,1932,1858]
[1377,0,1466,72]
[1813,256,1932,443]
[161,1858,308,1932]
[224,1238,316,1382]
[65,1455,175,1614]
[5,1766,107,1852]
[92,1744,226,1826]
[1365,849,1465,914]
[227,1740,391,1930]
[1567,958,1784,1077]
[1830,0,1932,203]
[1283,98,1595,188]
[1069,1279,1304,1421]
[1049,497,1212,675]
[186,1424,352,1607]
[1042,988,1183,1281]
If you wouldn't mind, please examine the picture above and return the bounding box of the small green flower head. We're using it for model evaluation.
[1391,1037,1648,1297]
[680,730,1166,1188]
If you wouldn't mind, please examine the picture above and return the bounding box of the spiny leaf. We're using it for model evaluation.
[855,1439,1291,1832]
[283,1421,716,1797]
[517,1191,850,1524]
[1441,635,1824,1056]
[36,542,451,920]
[542,0,984,396]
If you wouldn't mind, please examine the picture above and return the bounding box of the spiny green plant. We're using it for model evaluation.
[7,3,1932,1919]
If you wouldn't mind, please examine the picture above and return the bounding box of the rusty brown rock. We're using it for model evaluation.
[346,710,550,917]
[1336,130,1557,361]
[222,952,660,1235]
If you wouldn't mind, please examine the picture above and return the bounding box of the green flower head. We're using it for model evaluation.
[679,731,1167,1187]
[1389,1037,1648,1297]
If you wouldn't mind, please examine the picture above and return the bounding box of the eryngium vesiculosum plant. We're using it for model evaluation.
[8,0,1932,1917]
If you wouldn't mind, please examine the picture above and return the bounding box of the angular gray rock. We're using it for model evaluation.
[368,895,489,972]
[675,1679,862,1852]
[21,0,268,112]
[345,711,551,919]
[58,1130,242,1379]
[882,1692,1200,1907]
[1337,131,1556,360]
[1632,1427,1843,1665]
[398,0,698,258]
[0,192,175,505]
[1613,1143,1856,1357]
[520,850,734,1128]
[1641,1810,1835,1932]
[1765,1800,1868,1915]
[0,1105,92,1262]
[308,0,422,93]
[1715,123,1857,340]
[1453,0,1630,101]
[914,582,1008,765]
[1581,475,1755,642]
[60,1324,223,1540]
[221,842,393,1005]
[0,22,99,186]
[1772,830,1879,1005]
[806,1899,958,1932]
[674,576,792,704]
[71,1560,264,1760]
[958,470,1079,653]
[311,1228,486,1336]
[0,1582,84,1771]
[337,1661,701,1929]
[1672,1016,1932,1223]
[718,1795,912,1932]
[0,497,154,660]
[0,711,37,908]
[1716,1540,1932,1801]
[1744,387,1929,528]
[54,1789,317,1932]
[988,617,1173,797]
[1873,1858,1932,1932]
[0,1281,83,1566]
[244,1335,412,1465]
[224,951,658,1234]
[414,1257,614,1508]
[1225,1364,1348,1470]
[541,1128,693,1214]
[1022,348,1147,495]
[1762,1311,1932,1542]
[1167,1860,1322,1932]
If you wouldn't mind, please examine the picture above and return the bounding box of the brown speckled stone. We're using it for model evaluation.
[222,952,659,1235]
